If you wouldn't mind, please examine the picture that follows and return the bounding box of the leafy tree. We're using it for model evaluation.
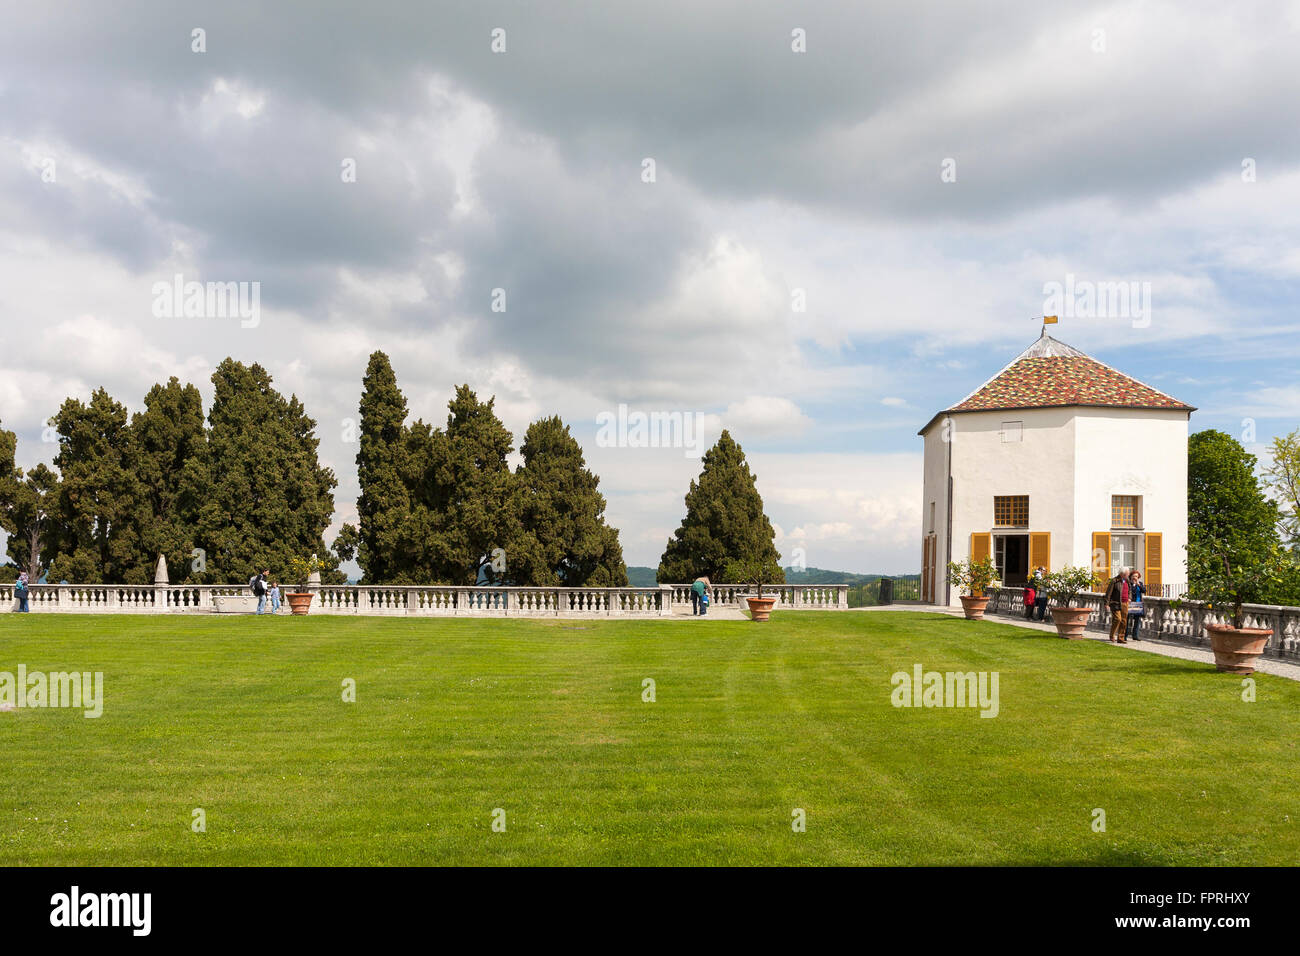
[657,430,784,585]
[1188,429,1280,564]
[509,416,627,586]
[127,377,210,582]
[355,352,413,582]
[333,523,360,564]
[1187,535,1292,628]
[2,463,59,582]
[0,424,56,581]
[47,388,146,583]
[1263,428,1300,549]
[197,359,341,583]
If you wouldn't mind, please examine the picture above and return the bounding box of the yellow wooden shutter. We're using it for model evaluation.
[971,532,991,563]
[1029,532,1051,572]
[1091,532,1111,587]
[1145,533,1162,593]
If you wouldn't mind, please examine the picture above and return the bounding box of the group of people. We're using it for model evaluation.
[1021,567,1050,621]
[249,570,282,615]
[1103,568,1146,643]
[1023,566,1145,642]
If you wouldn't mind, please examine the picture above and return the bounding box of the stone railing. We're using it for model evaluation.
[665,584,849,610]
[0,581,851,617]
[985,586,1300,661]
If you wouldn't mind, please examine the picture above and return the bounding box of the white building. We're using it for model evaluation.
[918,330,1193,606]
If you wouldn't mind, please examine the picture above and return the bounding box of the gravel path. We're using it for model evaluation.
[853,602,1300,682]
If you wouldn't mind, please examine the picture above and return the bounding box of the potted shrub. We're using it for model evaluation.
[947,557,998,619]
[285,554,327,616]
[724,555,784,622]
[1043,566,1096,639]
[1188,539,1286,675]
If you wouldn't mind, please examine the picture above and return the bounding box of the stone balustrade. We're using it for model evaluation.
[0,582,851,617]
[985,586,1300,661]
[666,584,849,610]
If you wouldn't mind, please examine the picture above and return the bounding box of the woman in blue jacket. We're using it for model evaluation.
[1125,570,1145,641]
[15,572,31,612]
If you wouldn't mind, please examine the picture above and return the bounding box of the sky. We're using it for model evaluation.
[1,0,1298,575]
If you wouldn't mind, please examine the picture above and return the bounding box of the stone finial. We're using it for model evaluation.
[307,553,321,591]
[154,553,169,585]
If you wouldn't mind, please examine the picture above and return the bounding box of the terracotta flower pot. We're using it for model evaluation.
[959,595,989,620]
[1050,606,1091,639]
[746,596,777,622]
[285,592,314,616]
[1205,624,1271,675]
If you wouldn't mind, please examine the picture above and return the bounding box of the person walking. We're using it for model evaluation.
[1125,570,1145,642]
[14,572,31,613]
[251,569,270,615]
[269,581,282,615]
[1104,568,1131,643]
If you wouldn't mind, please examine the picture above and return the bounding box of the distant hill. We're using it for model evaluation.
[626,566,916,586]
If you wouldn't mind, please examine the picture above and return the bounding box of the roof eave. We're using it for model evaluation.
[918,402,1196,436]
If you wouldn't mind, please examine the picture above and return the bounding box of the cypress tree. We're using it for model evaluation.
[355,352,412,583]
[657,430,784,585]
[510,416,628,586]
[436,385,516,584]
[198,359,340,582]
[47,388,145,583]
[128,377,210,582]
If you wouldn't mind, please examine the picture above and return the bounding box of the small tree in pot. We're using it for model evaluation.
[1042,565,1096,639]
[285,553,327,615]
[947,556,999,620]
[724,554,784,622]
[1187,537,1287,674]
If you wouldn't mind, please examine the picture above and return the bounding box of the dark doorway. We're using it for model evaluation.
[995,534,1029,585]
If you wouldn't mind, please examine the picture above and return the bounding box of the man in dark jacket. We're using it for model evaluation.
[1104,570,1130,643]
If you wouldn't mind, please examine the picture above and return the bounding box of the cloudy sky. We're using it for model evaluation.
[2,0,1298,574]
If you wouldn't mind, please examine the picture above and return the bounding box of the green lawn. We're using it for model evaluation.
[1,611,1296,865]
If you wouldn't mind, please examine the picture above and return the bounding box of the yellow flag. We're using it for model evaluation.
[1043,315,1058,325]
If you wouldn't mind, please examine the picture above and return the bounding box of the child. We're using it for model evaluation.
[269,581,282,614]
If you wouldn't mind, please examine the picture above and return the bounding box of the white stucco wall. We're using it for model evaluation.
[1070,408,1189,587]
[921,406,1190,606]
[920,423,951,600]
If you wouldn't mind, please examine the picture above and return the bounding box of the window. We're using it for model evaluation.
[1111,495,1141,529]
[1111,534,1138,576]
[929,501,936,534]
[1000,421,1023,442]
[993,495,1029,528]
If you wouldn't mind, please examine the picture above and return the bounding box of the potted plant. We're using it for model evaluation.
[285,554,327,616]
[724,555,784,622]
[1042,566,1096,639]
[1187,538,1285,674]
[947,557,998,619]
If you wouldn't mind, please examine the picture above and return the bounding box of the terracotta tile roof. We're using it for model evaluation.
[918,333,1194,434]
[953,355,1193,412]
